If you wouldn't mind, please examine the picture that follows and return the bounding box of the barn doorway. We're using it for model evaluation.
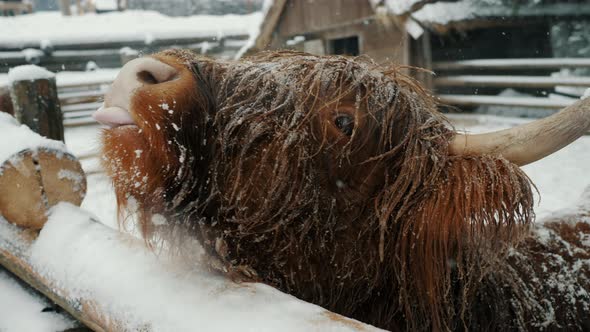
[329,36,360,56]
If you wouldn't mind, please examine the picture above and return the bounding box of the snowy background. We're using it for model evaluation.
[2,0,590,330]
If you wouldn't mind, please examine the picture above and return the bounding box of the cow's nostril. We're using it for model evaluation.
[137,70,159,85]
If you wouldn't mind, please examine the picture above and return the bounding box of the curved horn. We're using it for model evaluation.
[449,98,590,166]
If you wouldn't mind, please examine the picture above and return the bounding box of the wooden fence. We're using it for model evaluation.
[0,35,249,73]
[433,57,590,110]
[2,70,107,174]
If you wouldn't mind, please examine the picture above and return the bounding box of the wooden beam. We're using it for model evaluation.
[434,58,590,71]
[0,211,381,332]
[252,0,288,52]
[438,94,573,109]
[435,75,590,88]
[10,68,64,141]
[60,90,105,106]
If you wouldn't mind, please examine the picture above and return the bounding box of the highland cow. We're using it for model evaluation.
[94,49,590,331]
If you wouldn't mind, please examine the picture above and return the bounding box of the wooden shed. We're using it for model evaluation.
[248,0,590,110]
[249,0,412,65]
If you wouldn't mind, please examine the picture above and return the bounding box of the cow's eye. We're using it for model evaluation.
[334,115,354,136]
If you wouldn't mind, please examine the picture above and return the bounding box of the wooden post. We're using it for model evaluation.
[59,0,72,16]
[9,66,64,142]
[0,86,13,116]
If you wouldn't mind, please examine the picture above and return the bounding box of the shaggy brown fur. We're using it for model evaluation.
[101,50,590,331]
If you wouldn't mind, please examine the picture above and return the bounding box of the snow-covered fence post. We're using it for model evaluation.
[8,65,64,142]
[0,86,12,116]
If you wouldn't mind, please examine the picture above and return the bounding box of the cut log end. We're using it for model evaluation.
[0,148,86,229]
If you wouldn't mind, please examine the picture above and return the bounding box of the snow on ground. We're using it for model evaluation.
[0,11,263,49]
[0,269,76,332]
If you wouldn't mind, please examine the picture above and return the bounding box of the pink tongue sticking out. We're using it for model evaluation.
[93,106,136,128]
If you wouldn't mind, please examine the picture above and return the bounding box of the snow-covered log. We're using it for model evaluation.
[0,203,382,332]
[0,113,86,229]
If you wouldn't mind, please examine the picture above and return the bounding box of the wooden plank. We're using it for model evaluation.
[438,94,573,109]
[64,117,97,127]
[63,109,94,119]
[433,58,590,71]
[59,90,104,106]
[77,152,99,160]
[62,102,103,113]
[435,75,590,88]
[58,80,113,90]
[253,0,288,52]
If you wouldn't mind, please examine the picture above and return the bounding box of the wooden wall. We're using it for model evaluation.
[271,0,409,65]
[277,0,374,36]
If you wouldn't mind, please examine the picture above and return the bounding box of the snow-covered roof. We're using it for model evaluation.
[383,0,590,29]
[0,10,263,50]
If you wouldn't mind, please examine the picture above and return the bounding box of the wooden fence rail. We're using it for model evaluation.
[433,58,590,71]
[433,57,589,110]
[438,94,572,109]
[0,36,248,72]
[435,75,590,89]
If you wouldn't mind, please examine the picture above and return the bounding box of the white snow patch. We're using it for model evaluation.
[7,65,54,84]
[29,203,378,331]
[0,269,76,332]
[0,113,67,169]
[119,46,139,56]
[151,214,167,226]
[57,169,85,192]
[21,48,44,63]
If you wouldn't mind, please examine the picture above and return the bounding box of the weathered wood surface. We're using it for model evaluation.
[433,58,590,71]
[0,1,33,15]
[438,94,572,109]
[10,74,64,141]
[435,75,590,88]
[0,148,86,229]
